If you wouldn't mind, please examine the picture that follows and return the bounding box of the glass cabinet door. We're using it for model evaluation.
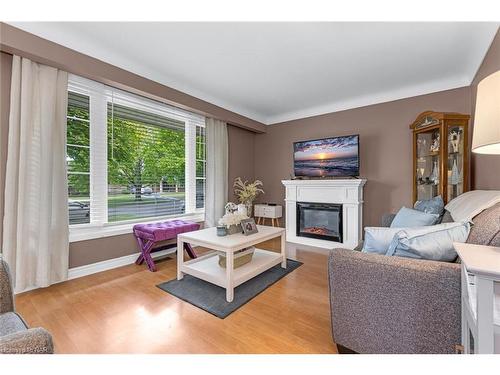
[416,128,441,201]
[447,124,465,201]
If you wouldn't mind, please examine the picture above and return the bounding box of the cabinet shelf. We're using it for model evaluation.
[417,153,440,159]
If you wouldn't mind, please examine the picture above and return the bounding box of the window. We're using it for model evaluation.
[67,76,206,228]
[67,92,91,225]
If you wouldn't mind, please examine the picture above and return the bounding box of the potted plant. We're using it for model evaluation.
[233,177,265,217]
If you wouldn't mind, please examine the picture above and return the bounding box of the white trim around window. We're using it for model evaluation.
[69,212,205,242]
[68,75,206,242]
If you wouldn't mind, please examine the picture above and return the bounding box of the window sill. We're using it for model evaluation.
[69,213,206,243]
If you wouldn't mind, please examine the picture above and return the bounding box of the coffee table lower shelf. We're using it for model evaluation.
[180,249,283,300]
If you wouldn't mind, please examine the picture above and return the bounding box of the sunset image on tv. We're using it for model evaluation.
[293,135,359,177]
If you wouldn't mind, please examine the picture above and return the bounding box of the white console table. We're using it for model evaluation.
[454,242,500,354]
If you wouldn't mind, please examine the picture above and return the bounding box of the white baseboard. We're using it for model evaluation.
[68,248,177,280]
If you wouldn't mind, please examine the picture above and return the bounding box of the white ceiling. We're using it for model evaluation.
[10,22,499,124]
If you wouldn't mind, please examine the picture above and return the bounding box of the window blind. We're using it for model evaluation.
[107,101,187,222]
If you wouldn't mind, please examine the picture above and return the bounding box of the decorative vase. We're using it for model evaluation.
[244,201,253,217]
[451,159,460,185]
[237,203,247,216]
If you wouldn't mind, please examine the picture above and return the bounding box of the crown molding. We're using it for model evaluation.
[265,77,471,125]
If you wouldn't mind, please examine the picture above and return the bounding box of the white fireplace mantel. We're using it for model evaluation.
[281,179,367,249]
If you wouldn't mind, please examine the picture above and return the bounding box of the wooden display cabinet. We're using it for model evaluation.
[410,111,470,205]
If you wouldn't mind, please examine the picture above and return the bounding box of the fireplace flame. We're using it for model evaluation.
[303,227,331,235]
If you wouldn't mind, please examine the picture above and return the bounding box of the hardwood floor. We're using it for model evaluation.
[15,240,338,354]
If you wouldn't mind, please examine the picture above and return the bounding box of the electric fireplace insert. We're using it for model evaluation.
[296,202,342,242]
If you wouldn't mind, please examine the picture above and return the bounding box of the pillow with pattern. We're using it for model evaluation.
[414,195,444,216]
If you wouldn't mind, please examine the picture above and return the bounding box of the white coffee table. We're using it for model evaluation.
[177,225,286,302]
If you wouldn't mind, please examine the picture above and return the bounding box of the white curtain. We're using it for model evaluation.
[205,118,228,227]
[2,56,69,293]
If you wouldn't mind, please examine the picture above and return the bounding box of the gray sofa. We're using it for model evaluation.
[0,259,54,354]
[328,202,500,354]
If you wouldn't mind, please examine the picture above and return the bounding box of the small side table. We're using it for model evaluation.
[254,204,283,227]
[454,242,500,354]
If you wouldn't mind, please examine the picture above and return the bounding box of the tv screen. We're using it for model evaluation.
[293,135,359,177]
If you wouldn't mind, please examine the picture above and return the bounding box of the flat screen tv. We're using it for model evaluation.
[293,134,359,178]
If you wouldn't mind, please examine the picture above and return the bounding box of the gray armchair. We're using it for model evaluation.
[0,259,54,354]
[329,248,461,353]
[328,202,500,354]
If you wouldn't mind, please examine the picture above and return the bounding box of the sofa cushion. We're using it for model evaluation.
[445,190,500,222]
[390,207,439,228]
[362,227,405,255]
[414,195,444,216]
[0,312,27,337]
[467,202,500,247]
[387,221,471,262]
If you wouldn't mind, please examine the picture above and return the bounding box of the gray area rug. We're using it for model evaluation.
[157,259,302,318]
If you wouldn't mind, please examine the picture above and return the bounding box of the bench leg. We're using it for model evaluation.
[137,239,157,272]
[144,241,157,272]
[184,243,197,259]
[136,236,194,271]
[135,237,146,265]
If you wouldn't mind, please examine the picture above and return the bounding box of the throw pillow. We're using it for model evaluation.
[386,221,471,262]
[362,227,405,255]
[390,207,439,228]
[414,195,444,216]
[445,190,500,222]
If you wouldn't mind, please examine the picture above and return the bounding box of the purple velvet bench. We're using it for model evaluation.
[133,220,200,272]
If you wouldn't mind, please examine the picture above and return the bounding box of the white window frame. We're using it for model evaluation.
[68,75,205,242]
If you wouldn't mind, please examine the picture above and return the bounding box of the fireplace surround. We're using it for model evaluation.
[282,179,366,249]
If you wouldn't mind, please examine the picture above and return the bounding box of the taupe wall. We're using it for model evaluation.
[255,87,472,227]
[227,125,255,199]
[70,234,137,268]
[471,29,500,190]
